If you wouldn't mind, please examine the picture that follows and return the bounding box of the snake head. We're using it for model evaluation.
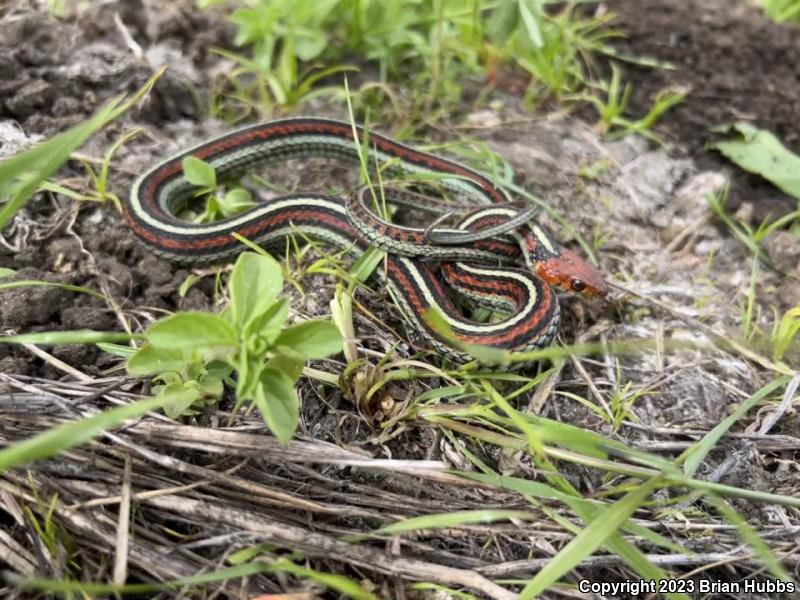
[537,245,610,298]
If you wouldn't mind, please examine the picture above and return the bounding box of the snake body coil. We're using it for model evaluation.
[126,118,608,360]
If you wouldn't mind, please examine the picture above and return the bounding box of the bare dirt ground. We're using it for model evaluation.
[1,1,799,598]
[606,0,800,222]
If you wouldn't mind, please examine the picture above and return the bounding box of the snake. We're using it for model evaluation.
[125,117,609,361]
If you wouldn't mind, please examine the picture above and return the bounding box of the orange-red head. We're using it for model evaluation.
[457,209,610,298]
[520,224,609,298]
[537,245,609,298]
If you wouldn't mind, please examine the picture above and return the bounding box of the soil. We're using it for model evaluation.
[1,0,800,598]
[605,0,800,221]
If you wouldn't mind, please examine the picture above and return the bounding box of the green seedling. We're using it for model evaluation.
[771,305,800,363]
[580,63,632,132]
[128,252,343,443]
[182,156,256,222]
[581,68,686,142]
[210,47,355,119]
[510,5,619,104]
[40,128,141,211]
[705,186,800,264]
[740,255,761,341]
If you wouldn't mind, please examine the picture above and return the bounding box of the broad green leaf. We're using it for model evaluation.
[0,395,166,472]
[517,0,543,47]
[296,32,328,61]
[229,252,283,327]
[486,0,518,43]
[235,344,263,401]
[182,156,217,188]
[127,343,190,376]
[157,381,202,419]
[219,187,255,217]
[156,372,181,386]
[265,353,305,383]
[198,373,224,399]
[274,320,343,360]
[711,123,800,200]
[147,312,238,350]
[230,9,264,46]
[245,297,290,342]
[0,268,16,278]
[253,367,299,444]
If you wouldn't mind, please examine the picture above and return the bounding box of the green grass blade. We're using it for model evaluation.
[374,510,537,536]
[518,476,663,599]
[0,395,165,473]
[708,494,793,583]
[0,331,137,345]
[0,279,106,300]
[456,472,688,597]
[412,582,479,599]
[682,376,789,476]
[13,562,269,595]
[270,558,382,600]
[0,67,164,229]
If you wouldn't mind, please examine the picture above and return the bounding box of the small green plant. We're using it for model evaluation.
[590,222,611,252]
[209,47,354,120]
[740,255,761,341]
[609,379,647,432]
[581,65,686,142]
[201,0,353,116]
[196,0,628,122]
[181,156,256,222]
[581,64,631,133]
[771,305,800,363]
[23,486,74,570]
[706,186,800,263]
[761,0,800,22]
[507,4,619,103]
[127,252,343,443]
[0,68,163,230]
[39,128,141,212]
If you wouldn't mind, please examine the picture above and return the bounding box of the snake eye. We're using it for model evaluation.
[571,278,586,293]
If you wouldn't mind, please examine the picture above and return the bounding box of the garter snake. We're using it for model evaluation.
[126,117,608,361]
